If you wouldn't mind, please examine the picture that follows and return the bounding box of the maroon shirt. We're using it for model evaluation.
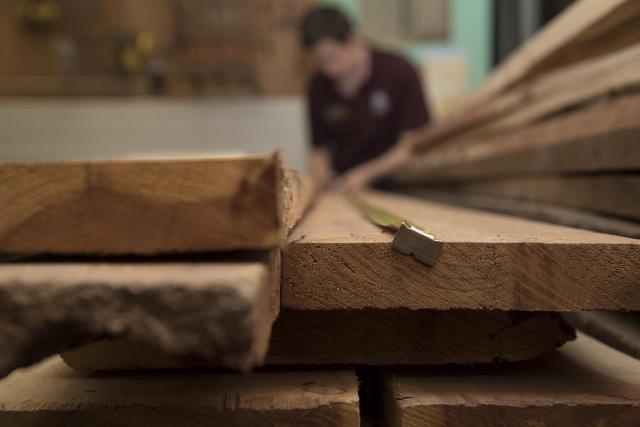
[307,48,430,173]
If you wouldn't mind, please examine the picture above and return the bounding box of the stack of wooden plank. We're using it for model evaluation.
[0,161,638,424]
[0,186,639,424]
[1,1,640,424]
[0,153,314,376]
[0,154,358,425]
[395,0,640,238]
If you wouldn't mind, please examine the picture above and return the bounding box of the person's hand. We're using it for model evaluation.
[327,131,421,193]
[331,167,374,193]
[309,148,336,190]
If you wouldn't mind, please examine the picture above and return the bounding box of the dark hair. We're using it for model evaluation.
[300,6,353,49]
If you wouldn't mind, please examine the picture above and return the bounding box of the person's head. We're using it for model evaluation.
[300,6,362,80]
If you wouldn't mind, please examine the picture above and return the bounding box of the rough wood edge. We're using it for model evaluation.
[0,254,278,378]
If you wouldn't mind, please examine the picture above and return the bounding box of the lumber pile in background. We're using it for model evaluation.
[396,0,640,238]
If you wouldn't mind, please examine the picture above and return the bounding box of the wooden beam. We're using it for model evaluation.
[282,192,640,311]
[62,310,575,369]
[450,175,640,221]
[0,357,360,426]
[0,253,279,378]
[382,334,640,427]
[399,94,640,183]
[0,154,289,254]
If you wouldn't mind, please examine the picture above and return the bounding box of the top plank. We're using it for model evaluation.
[0,154,296,254]
[282,191,640,311]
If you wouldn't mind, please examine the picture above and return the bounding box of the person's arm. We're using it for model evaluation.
[309,146,335,189]
[332,131,417,192]
[334,61,430,192]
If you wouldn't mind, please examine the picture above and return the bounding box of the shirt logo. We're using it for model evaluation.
[369,90,391,116]
[324,103,348,124]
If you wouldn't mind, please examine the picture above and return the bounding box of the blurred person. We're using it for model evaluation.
[301,6,431,192]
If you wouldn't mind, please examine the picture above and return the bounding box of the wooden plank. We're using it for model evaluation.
[268,310,573,365]
[282,191,640,311]
[399,94,640,183]
[450,175,640,221]
[396,189,640,239]
[479,42,640,135]
[0,253,279,378]
[0,357,360,427]
[0,154,285,254]
[413,42,640,155]
[382,334,640,426]
[62,310,575,369]
[474,48,640,136]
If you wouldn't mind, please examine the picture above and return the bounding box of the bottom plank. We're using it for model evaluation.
[383,334,640,426]
[0,357,359,426]
[62,310,575,369]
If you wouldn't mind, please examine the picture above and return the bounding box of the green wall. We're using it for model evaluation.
[321,0,492,88]
[322,0,360,22]
[449,0,492,88]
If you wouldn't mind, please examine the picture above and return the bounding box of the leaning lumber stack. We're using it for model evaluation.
[396,0,640,238]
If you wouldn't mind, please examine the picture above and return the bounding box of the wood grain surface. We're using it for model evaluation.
[282,191,640,311]
[0,154,285,254]
[0,357,359,426]
[383,333,640,426]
